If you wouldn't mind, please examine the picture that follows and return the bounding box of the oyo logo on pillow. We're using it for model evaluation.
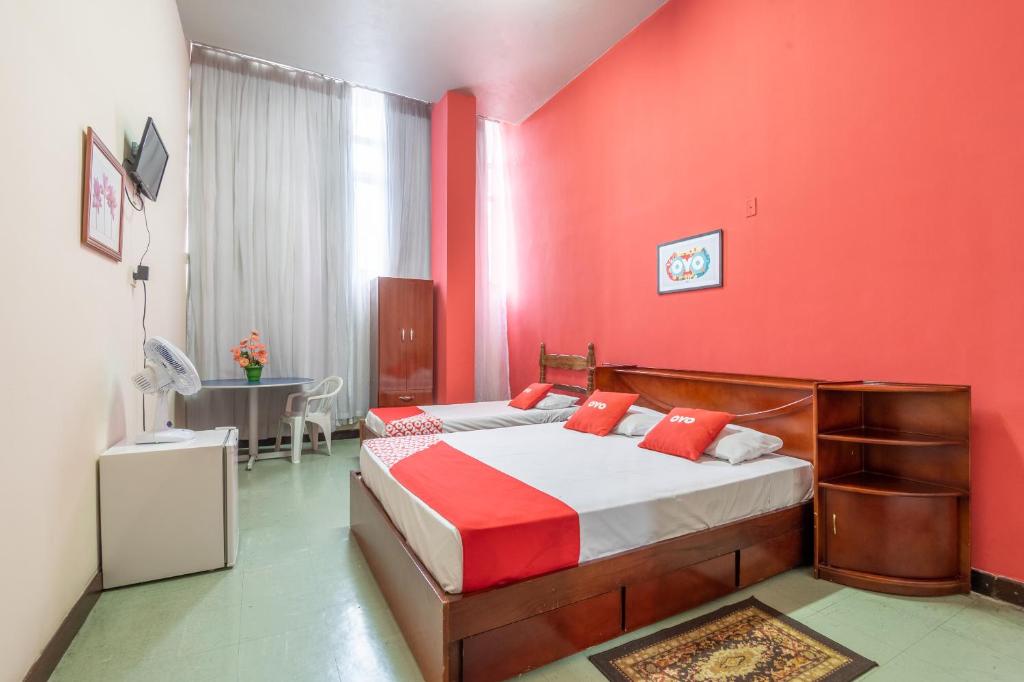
[524,388,532,393]
[670,415,697,424]
[587,401,608,410]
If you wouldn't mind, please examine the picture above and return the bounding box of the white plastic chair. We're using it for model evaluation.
[275,376,344,464]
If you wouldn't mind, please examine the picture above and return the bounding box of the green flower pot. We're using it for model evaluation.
[245,365,263,383]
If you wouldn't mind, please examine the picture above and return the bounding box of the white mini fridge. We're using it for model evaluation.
[99,428,239,589]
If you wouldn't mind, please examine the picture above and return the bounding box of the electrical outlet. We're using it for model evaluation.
[130,265,149,288]
[746,197,758,217]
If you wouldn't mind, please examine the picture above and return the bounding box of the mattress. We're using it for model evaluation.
[359,421,813,594]
[364,400,578,436]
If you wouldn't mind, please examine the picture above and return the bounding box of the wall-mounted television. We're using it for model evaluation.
[125,117,168,201]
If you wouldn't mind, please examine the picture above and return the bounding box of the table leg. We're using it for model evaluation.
[246,390,259,471]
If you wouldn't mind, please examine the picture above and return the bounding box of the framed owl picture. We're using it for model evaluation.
[657,229,723,294]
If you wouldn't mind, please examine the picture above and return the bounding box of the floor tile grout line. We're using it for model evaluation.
[807,594,959,659]
[921,603,1024,666]
[234,579,245,675]
[876,601,971,659]
[802,611,917,663]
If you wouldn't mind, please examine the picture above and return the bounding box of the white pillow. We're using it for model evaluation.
[704,424,783,464]
[613,406,663,437]
[534,393,580,410]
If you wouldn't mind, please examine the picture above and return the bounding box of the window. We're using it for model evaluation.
[352,87,388,277]
[481,119,511,298]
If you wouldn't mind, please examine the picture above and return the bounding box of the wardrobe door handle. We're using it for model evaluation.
[832,513,837,535]
[410,328,415,342]
[401,328,406,341]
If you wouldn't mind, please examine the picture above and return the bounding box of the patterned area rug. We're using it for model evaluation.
[589,597,876,682]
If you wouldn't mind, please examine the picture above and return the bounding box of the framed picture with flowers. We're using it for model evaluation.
[81,127,125,261]
[657,229,723,294]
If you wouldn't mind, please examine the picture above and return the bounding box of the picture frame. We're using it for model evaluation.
[657,229,723,294]
[81,127,125,261]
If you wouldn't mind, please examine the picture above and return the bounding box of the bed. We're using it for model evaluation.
[359,342,596,441]
[361,422,812,594]
[350,365,819,682]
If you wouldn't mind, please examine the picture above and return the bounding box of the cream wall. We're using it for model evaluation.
[0,1,189,678]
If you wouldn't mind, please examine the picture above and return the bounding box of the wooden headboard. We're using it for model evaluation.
[539,342,596,396]
[595,366,818,462]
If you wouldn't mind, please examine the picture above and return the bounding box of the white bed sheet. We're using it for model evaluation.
[359,421,813,594]
[364,400,578,436]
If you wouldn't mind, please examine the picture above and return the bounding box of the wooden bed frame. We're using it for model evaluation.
[538,340,596,395]
[358,342,596,442]
[350,365,818,681]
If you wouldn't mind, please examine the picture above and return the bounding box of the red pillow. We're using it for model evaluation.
[639,408,734,461]
[509,383,554,409]
[564,391,639,436]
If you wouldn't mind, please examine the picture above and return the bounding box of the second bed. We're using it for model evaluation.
[360,342,595,440]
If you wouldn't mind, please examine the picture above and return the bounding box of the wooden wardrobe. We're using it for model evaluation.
[371,277,434,407]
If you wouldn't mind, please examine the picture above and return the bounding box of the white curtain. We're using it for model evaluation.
[385,96,431,277]
[474,119,511,400]
[185,46,430,436]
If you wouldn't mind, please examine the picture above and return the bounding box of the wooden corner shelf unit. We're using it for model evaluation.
[814,381,971,596]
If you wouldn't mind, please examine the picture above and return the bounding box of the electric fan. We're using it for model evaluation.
[131,336,202,443]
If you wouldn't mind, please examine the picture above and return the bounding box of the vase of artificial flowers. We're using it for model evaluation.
[232,330,269,383]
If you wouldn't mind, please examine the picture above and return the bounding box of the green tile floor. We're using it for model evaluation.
[53,438,1024,681]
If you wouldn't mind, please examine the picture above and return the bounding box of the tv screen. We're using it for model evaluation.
[130,118,168,201]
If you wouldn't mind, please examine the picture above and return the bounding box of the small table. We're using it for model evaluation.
[201,377,313,470]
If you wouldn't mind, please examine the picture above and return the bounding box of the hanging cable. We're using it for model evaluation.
[137,198,151,271]
[124,183,143,211]
[125,184,151,427]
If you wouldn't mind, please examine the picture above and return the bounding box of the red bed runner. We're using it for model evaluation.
[389,441,580,592]
[370,406,444,437]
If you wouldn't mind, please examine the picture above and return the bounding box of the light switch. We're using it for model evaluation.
[746,197,757,218]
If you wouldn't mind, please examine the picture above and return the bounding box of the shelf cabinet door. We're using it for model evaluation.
[377,278,410,395]
[823,489,959,580]
[403,278,434,394]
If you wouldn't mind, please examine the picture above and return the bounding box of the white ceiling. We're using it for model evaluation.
[175,0,667,123]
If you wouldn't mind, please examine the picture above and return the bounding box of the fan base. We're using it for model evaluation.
[136,428,196,444]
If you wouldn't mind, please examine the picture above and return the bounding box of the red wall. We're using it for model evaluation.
[505,0,1024,581]
[432,91,477,403]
